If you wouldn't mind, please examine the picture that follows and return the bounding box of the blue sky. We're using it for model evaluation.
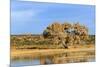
[11,0,95,35]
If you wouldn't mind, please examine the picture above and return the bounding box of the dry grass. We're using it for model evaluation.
[11,44,95,60]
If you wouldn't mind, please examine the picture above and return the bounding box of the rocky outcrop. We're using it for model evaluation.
[43,22,89,48]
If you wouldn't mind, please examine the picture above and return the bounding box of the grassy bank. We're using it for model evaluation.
[11,45,95,60]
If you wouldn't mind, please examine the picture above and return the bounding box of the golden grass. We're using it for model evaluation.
[11,45,95,60]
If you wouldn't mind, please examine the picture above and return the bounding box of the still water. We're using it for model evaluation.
[11,53,95,67]
[11,59,40,67]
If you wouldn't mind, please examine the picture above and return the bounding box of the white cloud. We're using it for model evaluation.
[12,10,36,19]
[11,9,44,23]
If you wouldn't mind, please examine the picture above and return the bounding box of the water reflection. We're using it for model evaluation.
[11,51,95,67]
[11,59,40,67]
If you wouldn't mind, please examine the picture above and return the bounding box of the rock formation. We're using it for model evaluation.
[43,22,89,48]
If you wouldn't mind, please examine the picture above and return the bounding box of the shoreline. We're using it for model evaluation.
[11,45,95,60]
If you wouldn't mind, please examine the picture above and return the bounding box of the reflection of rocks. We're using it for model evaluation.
[40,56,46,64]
[39,51,95,64]
[43,22,89,48]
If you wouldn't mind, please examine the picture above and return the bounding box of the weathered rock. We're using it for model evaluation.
[43,22,89,48]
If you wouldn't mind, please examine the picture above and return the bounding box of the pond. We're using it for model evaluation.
[11,52,95,67]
